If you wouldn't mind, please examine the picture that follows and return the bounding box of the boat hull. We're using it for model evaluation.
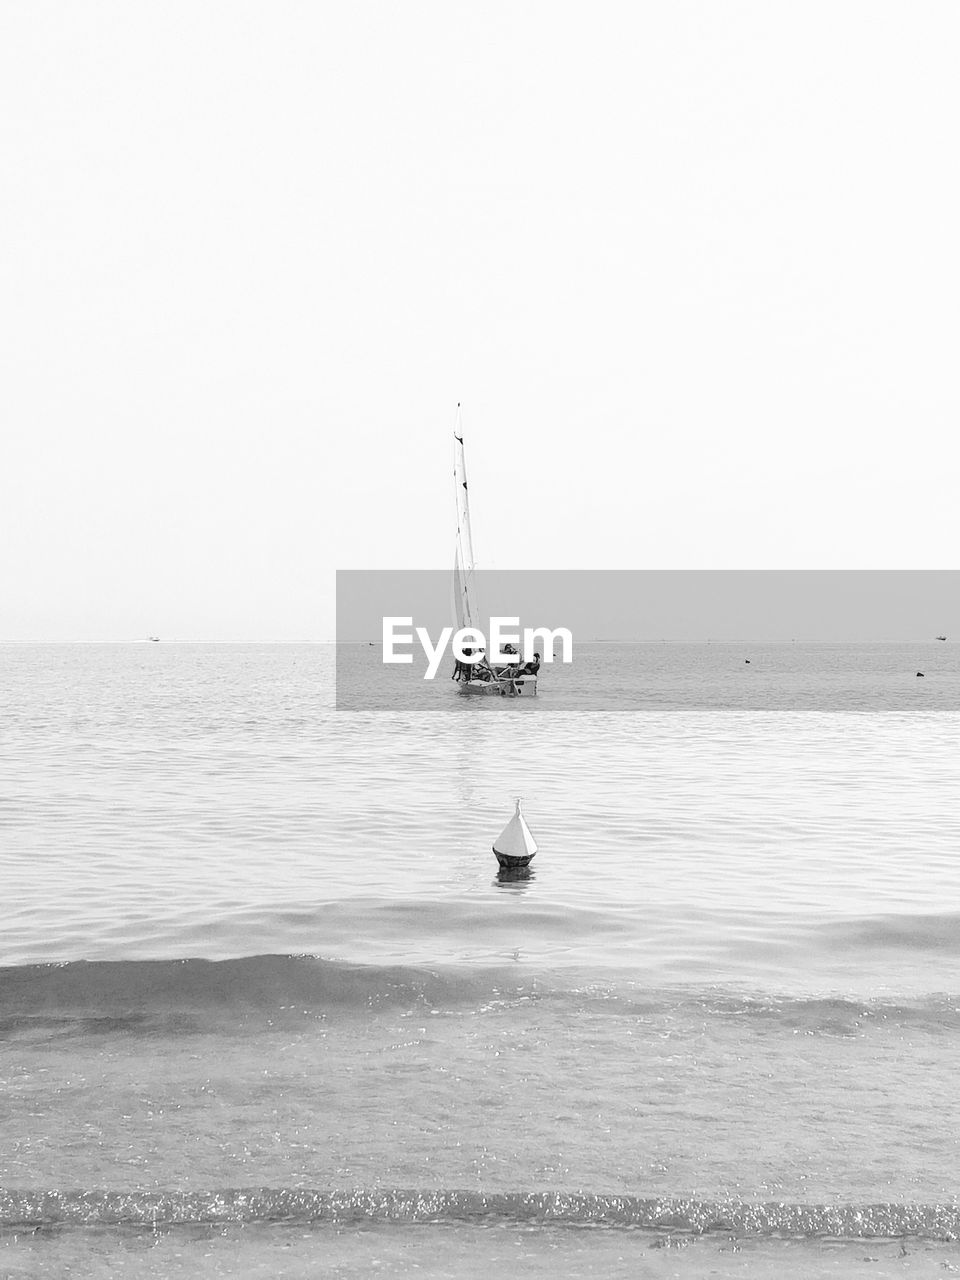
[459,675,538,697]
[460,680,503,696]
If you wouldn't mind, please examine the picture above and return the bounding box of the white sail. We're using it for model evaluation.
[492,799,538,860]
[453,409,480,634]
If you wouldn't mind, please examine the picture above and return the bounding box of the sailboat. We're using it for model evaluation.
[453,411,538,698]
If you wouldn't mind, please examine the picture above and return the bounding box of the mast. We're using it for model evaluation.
[453,404,479,633]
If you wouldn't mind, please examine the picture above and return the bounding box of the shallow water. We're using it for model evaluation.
[6,1221,960,1280]
[2,642,959,1273]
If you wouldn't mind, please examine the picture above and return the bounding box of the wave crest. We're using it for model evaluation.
[2,1189,960,1238]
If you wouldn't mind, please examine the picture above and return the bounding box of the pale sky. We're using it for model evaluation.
[2,2,958,640]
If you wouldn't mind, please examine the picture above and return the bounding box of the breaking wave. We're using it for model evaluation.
[0,954,533,1018]
[821,911,960,954]
[2,1189,960,1238]
[4,954,960,1038]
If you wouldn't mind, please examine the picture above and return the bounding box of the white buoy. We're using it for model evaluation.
[493,798,538,868]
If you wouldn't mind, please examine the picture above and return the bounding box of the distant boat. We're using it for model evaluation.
[936,635,947,641]
[452,412,537,699]
[148,636,160,642]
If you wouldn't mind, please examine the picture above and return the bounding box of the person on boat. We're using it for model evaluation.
[492,643,518,676]
[519,652,541,676]
[465,652,500,681]
[452,647,474,681]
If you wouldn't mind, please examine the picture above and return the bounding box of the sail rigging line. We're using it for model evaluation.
[453,409,480,639]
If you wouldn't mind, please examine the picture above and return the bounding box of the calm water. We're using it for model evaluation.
[2,642,960,1277]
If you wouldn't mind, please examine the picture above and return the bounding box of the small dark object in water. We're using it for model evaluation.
[744,659,750,664]
[916,671,925,677]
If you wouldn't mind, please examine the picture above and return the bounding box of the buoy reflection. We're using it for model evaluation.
[494,865,535,888]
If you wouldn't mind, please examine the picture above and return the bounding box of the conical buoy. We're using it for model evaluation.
[493,798,538,868]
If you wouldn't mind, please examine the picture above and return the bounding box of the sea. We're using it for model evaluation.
[2,640,960,1278]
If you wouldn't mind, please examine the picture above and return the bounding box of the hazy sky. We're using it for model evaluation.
[2,3,958,639]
